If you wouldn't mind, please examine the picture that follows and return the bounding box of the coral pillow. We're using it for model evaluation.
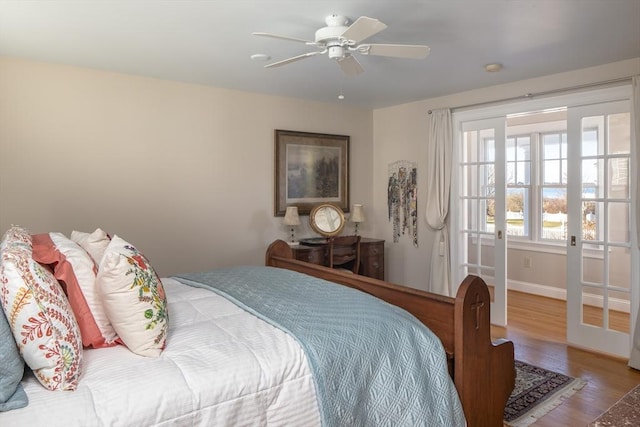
[0,226,83,391]
[96,236,168,357]
[70,228,111,265]
[32,232,118,348]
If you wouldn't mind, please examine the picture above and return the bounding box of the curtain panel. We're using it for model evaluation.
[425,109,453,296]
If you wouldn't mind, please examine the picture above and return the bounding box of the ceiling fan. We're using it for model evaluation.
[252,14,430,76]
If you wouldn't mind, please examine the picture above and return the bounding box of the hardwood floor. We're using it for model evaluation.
[492,290,640,426]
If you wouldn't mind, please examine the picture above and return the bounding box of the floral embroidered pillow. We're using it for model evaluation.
[0,226,83,391]
[96,235,168,357]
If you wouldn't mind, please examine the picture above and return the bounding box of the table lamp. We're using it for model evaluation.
[350,204,365,235]
[283,206,301,245]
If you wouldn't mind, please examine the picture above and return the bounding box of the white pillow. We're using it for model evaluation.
[96,235,168,357]
[0,226,83,391]
[70,228,111,265]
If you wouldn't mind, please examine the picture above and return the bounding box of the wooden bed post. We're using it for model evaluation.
[265,239,293,266]
[454,275,515,426]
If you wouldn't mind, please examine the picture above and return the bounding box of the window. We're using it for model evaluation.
[483,112,571,244]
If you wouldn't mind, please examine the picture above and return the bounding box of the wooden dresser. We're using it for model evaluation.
[290,237,385,280]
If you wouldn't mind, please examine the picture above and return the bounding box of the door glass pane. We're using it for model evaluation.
[608,289,630,334]
[582,130,599,156]
[467,164,478,196]
[608,202,629,243]
[481,199,494,232]
[582,286,604,328]
[582,248,604,285]
[478,234,495,269]
[607,113,631,154]
[582,159,602,198]
[608,157,629,198]
[480,133,495,162]
[582,201,598,241]
[480,164,495,192]
[464,131,478,163]
[582,117,605,155]
[609,246,631,289]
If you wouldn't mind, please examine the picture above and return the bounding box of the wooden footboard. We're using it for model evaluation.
[266,239,515,427]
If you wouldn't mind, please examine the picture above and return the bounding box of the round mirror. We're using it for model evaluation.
[309,204,345,237]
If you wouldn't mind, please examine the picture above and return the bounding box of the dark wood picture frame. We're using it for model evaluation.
[274,129,349,216]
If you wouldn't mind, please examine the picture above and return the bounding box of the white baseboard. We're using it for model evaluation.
[507,279,630,314]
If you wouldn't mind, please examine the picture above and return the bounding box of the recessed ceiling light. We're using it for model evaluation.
[485,63,503,72]
[251,53,271,61]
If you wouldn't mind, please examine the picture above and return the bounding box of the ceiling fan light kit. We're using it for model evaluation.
[253,14,430,76]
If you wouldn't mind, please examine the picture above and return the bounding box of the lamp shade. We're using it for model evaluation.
[283,206,301,226]
[350,204,366,223]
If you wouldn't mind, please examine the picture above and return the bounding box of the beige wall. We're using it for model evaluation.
[0,57,373,276]
[373,58,640,291]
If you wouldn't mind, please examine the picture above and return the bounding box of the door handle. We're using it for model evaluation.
[497,230,502,239]
[570,235,576,246]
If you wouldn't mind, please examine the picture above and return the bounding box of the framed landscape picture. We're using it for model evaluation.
[274,129,349,216]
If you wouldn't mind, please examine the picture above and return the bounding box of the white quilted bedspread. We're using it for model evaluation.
[0,278,321,427]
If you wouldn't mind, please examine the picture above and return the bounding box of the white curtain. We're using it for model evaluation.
[629,76,640,369]
[425,109,453,296]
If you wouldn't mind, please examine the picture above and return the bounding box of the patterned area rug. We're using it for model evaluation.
[588,384,640,426]
[504,360,587,427]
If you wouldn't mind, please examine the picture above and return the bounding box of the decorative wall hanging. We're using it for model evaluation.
[387,161,418,246]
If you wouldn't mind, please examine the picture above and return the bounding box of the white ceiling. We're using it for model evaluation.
[1,1,639,109]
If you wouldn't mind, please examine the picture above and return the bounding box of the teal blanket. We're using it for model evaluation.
[174,266,465,427]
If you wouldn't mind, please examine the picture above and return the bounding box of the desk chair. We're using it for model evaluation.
[328,235,361,274]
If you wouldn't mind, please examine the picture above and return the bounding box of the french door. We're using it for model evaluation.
[566,100,634,358]
[456,117,507,326]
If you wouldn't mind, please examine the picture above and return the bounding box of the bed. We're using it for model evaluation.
[1,229,514,426]
[265,239,516,427]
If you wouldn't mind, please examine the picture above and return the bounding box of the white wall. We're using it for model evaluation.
[0,57,373,276]
[373,58,640,291]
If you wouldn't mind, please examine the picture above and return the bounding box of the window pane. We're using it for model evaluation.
[519,137,531,160]
[541,187,567,240]
[506,162,516,185]
[507,188,528,237]
[544,160,560,184]
[518,161,531,185]
[506,138,516,161]
[544,135,560,159]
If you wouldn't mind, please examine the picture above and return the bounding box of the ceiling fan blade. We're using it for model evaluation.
[264,51,323,68]
[337,55,364,77]
[252,32,315,45]
[340,16,387,44]
[364,44,430,59]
